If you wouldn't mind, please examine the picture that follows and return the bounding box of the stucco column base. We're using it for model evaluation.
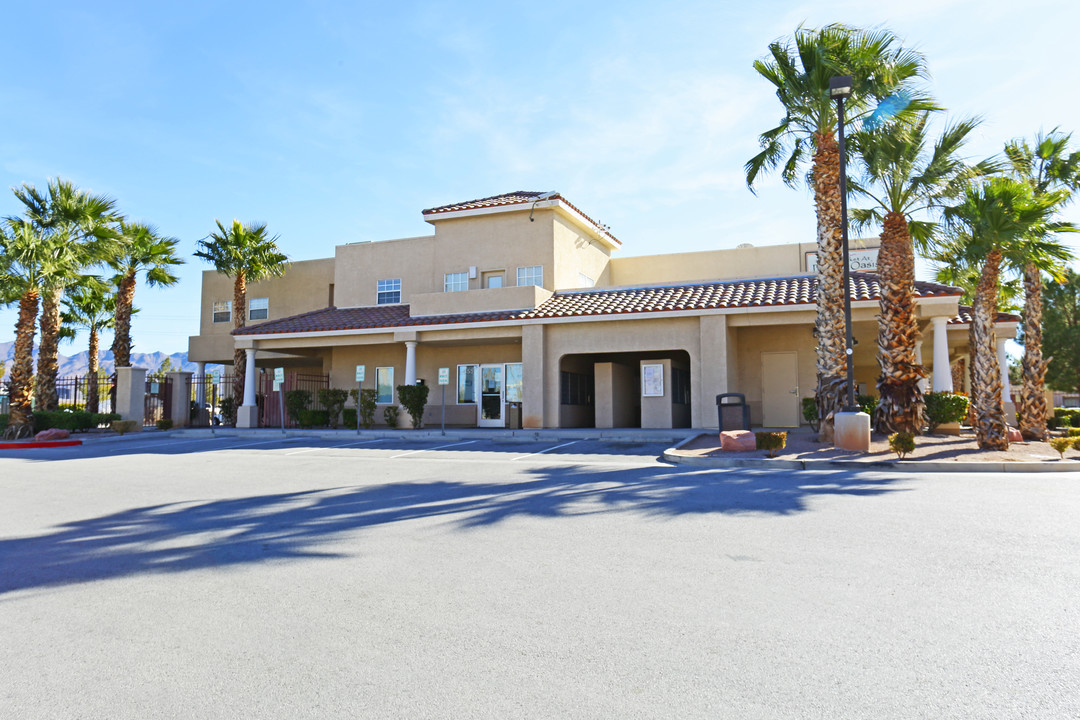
[834,411,870,452]
[114,367,147,431]
[236,405,259,428]
[1003,402,1017,428]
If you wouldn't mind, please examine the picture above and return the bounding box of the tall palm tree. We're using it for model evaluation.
[943,178,1073,449]
[0,222,91,438]
[8,180,119,412]
[849,114,992,433]
[194,220,288,407]
[61,282,120,413]
[746,23,933,441]
[1004,130,1080,439]
[110,220,183,368]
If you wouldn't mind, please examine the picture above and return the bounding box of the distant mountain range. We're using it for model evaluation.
[0,341,216,377]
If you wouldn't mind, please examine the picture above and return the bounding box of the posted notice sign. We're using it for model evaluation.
[438,367,450,385]
[355,365,366,382]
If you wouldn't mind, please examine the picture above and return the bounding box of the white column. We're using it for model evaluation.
[915,340,928,392]
[931,316,953,392]
[404,341,417,385]
[195,362,207,407]
[243,349,257,406]
[997,338,1012,400]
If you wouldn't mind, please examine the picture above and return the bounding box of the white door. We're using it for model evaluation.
[761,351,800,427]
[478,364,504,428]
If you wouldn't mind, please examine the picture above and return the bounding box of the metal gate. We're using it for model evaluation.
[144,377,173,426]
[186,375,234,426]
[258,372,329,428]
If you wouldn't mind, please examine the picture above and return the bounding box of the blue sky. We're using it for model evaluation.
[3,0,1078,356]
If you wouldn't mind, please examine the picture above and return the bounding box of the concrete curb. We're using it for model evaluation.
[661,448,1080,473]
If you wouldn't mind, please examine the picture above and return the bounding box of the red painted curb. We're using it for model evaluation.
[0,440,83,449]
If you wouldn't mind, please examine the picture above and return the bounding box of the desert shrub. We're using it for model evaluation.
[857,394,878,416]
[888,432,915,459]
[383,405,399,428]
[284,389,312,424]
[397,384,430,429]
[925,392,970,433]
[297,409,329,427]
[350,388,378,429]
[111,420,139,435]
[219,396,237,426]
[156,418,174,430]
[755,431,787,458]
[1049,437,1075,459]
[801,397,818,429]
[318,388,349,428]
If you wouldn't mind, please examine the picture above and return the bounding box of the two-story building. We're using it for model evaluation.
[187,191,1017,429]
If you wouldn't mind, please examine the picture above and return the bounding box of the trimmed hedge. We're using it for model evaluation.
[297,409,329,428]
[925,392,970,433]
[755,431,787,458]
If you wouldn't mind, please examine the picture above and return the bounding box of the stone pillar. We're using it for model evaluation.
[237,348,259,428]
[698,315,730,429]
[931,316,953,392]
[115,367,147,431]
[915,340,928,393]
[195,362,206,408]
[167,371,193,428]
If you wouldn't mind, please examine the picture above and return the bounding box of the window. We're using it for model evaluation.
[249,297,268,321]
[457,365,477,404]
[444,272,468,293]
[516,265,543,287]
[578,273,595,288]
[504,363,523,403]
[376,367,394,404]
[377,279,401,304]
[213,301,231,323]
[484,272,503,289]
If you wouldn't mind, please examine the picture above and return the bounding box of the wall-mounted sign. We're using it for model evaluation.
[642,364,664,397]
[438,367,450,385]
[805,247,879,273]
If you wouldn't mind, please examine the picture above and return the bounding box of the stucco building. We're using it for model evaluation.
[187,191,1016,429]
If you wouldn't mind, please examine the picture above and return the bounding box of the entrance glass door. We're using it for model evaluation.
[478,364,504,427]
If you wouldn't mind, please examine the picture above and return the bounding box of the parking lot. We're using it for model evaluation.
[2,434,1079,718]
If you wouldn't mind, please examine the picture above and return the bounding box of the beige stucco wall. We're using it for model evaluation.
[410,285,553,316]
[552,214,613,289]
[333,236,436,308]
[611,242,817,286]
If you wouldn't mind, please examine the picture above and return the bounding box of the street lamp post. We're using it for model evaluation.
[830,74,858,413]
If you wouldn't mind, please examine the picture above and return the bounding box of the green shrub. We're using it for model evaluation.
[888,432,915,460]
[0,414,8,432]
[111,420,139,435]
[1049,437,1075,459]
[1052,408,1080,427]
[755,431,787,458]
[156,418,174,430]
[297,409,329,427]
[1065,427,1080,438]
[801,397,818,426]
[350,388,378,429]
[317,388,349,428]
[396,384,430,429]
[857,394,878,416]
[284,389,312,424]
[925,392,970,433]
[33,410,96,432]
[383,405,399,428]
[219,396,237,426]
[342,408,357,428]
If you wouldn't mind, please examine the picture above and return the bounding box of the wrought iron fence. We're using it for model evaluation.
[144,376,173,426]
[186,375,235,427]
[53,374,117,415]
[259,372,329,428]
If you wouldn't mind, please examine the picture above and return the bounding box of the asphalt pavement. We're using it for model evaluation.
[1,435,1078,718]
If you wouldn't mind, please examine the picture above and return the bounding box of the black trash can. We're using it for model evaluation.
[716,393,750,431]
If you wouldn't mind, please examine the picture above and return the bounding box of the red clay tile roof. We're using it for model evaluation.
[421,191,621,245]
[950,306,1022,325]
[234,272,962,336]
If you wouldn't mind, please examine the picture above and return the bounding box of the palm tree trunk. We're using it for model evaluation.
[35,287,63,412]
[812,130,848,442]
[951,357,966,395]
[112,271,137,368]
[232,273,247,409]
[971,249,1009,450]
[87,326,100,414]
[1018,261,1048,440]
[873,212,925,434]
[4,290,40,440]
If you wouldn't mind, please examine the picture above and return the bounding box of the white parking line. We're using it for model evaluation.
[284,439,385,456]
[511,440,580,461]
[390,440,476,458]
[220,438,296,450]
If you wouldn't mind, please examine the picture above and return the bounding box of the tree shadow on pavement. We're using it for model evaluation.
[0,466,905,595]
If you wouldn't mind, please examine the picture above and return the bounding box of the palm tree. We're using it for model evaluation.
[746,23,933,441]
[943,178,1074,449]
[61,282,120,413]
[0,222,92,438]
[1003,130,1080,439]
[194,220,288,407]
[849,114,992,433]
[110,220,184,368]
[8,180,119,412]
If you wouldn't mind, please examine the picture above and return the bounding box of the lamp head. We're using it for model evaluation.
[829,75,853,100]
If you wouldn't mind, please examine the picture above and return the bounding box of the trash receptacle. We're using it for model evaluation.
[716,393,750,431]
[508,402,522,429]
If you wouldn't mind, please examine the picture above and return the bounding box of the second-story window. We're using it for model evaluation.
[578,273,595,288]
[249,297,269,320]
[213,301,232,323]
[517,265,543,287]
[444,272,468,293]
[377,278,401,304]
